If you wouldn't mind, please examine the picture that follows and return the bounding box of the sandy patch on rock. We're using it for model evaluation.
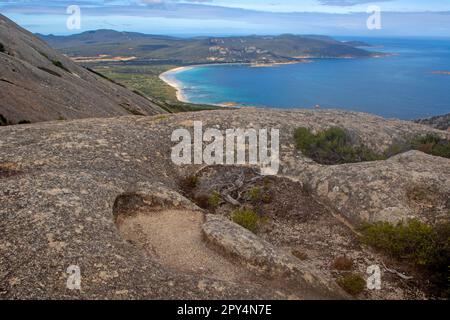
[116,209,245,282]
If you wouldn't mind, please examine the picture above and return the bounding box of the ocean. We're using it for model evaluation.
[166,37,450,120]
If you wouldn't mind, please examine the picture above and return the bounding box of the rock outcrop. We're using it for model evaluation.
[0,14,165,124]
[286,150,450,225]
[0,108,448,299]
[202,214,347,299]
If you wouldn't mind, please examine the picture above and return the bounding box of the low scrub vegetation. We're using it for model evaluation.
[294,127,384,165]
[295,128,450,164]
[180,174,199,192]
[188,190,221,211]
[51,60,71,73]
[247,186,262,202]
[231,208,265,234]
[411,133,450,159]
[361,219,450,297]
[38,66,61,78]
[385,134,450,159]
[132,90,146,97]
[337,274,366,296]
[0,42,5,53]
[332,256,354,271]
[208,191,221,209]
[247,183,272,205]
[92,65,218,113]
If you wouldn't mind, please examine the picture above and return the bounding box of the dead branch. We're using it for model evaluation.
[381,261,413,280]
[221,191,241,206]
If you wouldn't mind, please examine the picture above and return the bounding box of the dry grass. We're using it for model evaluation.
[332,256,353,271]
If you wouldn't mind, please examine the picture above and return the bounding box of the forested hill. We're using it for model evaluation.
[39,31,378,64]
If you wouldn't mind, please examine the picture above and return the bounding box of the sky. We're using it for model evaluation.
[0,0,449,37]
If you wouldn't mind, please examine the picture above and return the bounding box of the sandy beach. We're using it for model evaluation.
[159,66,194,103]
[160,65,243,108]
[159,63,249,104]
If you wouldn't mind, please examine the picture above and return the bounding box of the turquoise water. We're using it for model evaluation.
[172,37,450,120]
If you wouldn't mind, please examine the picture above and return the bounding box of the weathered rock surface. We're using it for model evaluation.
[202,214,347,299]
[286,150,450,225]
[0,108,448,299]
[0,14,165,124]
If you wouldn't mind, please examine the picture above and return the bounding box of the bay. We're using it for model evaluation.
[170,37,450,120]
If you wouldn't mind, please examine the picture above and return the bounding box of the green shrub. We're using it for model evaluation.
[0,43,5,53]
[262,194,272,204]
[411,134,450,159]
[337,274,366,296]
[361,219,450,297]
[208,191,221,209]
[383,142,412,158]
[232,209,262,233]
[263,177,272,188]
[247,185,272,204]
[386,134,450,160]
[18,120,31,124]
[248,187,262,201]
[294,127,384,165]
[51,60,71,73]
[362,220,435,265]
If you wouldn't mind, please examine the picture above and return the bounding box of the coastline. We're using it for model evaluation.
[159,61,307,105]
[159,63,248,105]
[158,53,390,106]
[159,66,195,103]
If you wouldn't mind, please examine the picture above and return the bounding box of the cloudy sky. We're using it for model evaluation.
[1,0,449,37]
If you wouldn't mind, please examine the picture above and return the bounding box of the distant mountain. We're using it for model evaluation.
[38,30,179,49]
[39,31,378,64]
[0,15,165,124]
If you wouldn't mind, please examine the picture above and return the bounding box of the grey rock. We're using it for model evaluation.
[0,14,165,124]
[202,214,348,299]
[0,108,448,299]
[286,150,450,225]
